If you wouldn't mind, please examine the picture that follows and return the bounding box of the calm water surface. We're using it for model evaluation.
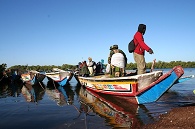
[0,68,195,129]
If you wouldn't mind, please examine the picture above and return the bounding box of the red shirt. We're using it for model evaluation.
[133,31,150,55]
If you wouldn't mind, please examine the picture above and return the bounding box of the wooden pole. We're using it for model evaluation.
[150,59,156,72]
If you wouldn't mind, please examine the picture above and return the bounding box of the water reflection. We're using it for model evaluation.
[0,74,194,129]
[0,78,46,104]
[45,79,75,106]
[21,82,45,103]
[78,86,154,128]
[0,80,23,98]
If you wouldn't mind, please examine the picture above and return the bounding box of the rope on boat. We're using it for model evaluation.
[39,82,45,90]
[0,76,4,82]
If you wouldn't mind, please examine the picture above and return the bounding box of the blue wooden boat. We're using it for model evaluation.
[76,66,194,104]
[21,70,45,85]
[46,68,73,86]
[21,72,37,85]
[175,75,194,83]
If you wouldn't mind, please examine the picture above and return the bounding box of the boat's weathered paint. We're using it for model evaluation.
[21,73,37,85]
[136,70,179,104]
[46,69,73,86]
[76,66,187,104]
[58,77,69,86]
[77,71,162,97]
[21,71,45,85]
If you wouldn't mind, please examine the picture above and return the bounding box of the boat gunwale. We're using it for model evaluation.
[78,70,163,81]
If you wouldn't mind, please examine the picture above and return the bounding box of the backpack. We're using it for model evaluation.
[128,39,137,53]
[92,61,96,70]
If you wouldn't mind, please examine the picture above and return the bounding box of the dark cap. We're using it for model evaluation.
[109,46,113,50]
[110,44,118,50]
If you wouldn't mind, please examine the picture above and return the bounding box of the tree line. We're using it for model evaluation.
[126,60,195,69]
[5,64,77,73]
[1,60,195,73]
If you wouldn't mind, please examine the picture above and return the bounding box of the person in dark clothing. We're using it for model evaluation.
[108,46,114,64]
[80,61,90,77]
[133,24,154,74]
[95,62,101,74]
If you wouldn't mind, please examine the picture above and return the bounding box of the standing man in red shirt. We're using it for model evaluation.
[133,24,154,74]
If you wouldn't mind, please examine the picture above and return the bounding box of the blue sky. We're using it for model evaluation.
[0,0,194,68]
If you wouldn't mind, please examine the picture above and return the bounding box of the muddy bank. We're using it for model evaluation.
[142,105,195,129]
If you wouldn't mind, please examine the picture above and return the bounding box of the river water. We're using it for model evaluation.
[0,68,195,129]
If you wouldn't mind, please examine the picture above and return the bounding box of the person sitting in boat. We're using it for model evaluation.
[105,57,111,74]
[110,45,127,77]
[80,61,90,77]
[87,57,96,76]
[74,62,82,76]
[95,62,101,74]
[106,46,113,74]
[107,45,114,66]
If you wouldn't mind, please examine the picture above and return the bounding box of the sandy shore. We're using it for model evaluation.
[142,105,195,129]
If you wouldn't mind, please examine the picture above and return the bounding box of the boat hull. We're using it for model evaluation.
[21,73,37,85]
[21,71,45,85]
[46,70,73,86]
[76,66,184,104]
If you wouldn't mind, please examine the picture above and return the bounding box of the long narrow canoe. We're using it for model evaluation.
[46,68,73,86]
[76,66,193,104]
[21,70,45,85]
[21,72,37,85]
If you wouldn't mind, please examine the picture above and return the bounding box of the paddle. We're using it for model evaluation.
[150,59,156,72]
